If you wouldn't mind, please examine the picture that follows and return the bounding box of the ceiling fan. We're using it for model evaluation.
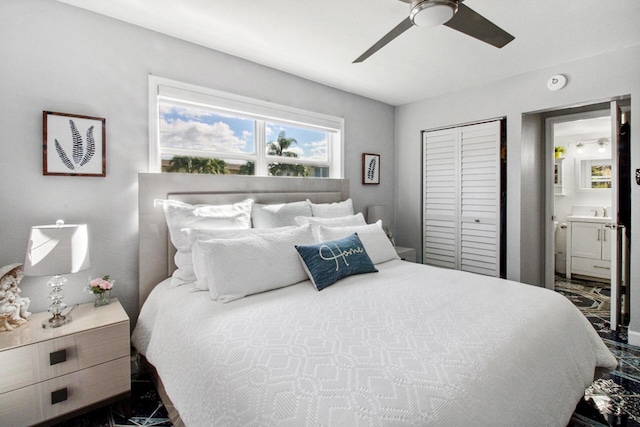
[353,0,514,63]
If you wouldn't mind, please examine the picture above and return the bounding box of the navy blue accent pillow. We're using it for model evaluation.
[295,233,378,291]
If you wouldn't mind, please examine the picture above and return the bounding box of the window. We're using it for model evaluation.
[578,158,612,189]
[149,77,343,178]
[589,162,612,188]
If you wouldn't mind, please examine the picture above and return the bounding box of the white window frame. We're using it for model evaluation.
[148,76,344,178]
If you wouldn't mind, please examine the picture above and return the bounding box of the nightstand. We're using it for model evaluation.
[395,246,416,263]
[0,299,130,427]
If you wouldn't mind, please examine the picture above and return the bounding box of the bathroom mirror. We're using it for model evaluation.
[577,157,612,190]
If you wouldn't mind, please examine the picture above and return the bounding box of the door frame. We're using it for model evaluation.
[544,99,632,331]
[544,108,612,290]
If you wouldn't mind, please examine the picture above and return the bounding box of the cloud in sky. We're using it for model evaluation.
[306,139,328,160]
[160,105,254,153]
[160,119,251,153]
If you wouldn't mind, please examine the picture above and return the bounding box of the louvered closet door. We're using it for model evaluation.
[423,128,458,269]
[423,120,501,277]
[459,121,500,276]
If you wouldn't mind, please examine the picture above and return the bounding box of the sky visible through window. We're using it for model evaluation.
[160,102,328,161]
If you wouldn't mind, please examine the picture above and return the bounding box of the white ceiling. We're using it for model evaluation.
[57,0,640,106]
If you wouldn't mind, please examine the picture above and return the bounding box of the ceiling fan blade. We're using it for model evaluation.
[443,3,514,48]
[353,17,414,63]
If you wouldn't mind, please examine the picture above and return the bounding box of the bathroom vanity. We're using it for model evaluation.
[566,215,613,281]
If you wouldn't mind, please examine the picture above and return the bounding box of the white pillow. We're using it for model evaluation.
[192,225,314,302]
[317,221,400,265]
[156,199,254,286]
[184,226,297,290]
[294,213,367,240]
[251,201,311,228]
[307,198,354,218]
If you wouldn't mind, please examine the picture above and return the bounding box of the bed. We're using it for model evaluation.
[132,172,616,427]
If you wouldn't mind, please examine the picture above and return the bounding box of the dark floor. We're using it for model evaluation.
[557,275,640,427]
[52,359,172,427]
[54,275,639,427]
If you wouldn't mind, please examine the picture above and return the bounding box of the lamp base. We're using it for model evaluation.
[42,313,72,329]
[383,225,396,246]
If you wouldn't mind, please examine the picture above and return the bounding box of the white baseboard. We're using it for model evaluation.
[628,329,640,347]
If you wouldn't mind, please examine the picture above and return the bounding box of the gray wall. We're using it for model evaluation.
[0,0,395,323]
[394,46,640,344]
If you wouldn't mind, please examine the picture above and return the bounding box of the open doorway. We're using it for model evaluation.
[545,100,631,331]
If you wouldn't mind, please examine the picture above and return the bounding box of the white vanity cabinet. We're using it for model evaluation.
[566,218,612,280]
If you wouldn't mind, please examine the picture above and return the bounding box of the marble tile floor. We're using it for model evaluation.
[558,275,640,427]
[54,275,639,427]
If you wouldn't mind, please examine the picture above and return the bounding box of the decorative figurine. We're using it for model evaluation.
[0,263,31,332]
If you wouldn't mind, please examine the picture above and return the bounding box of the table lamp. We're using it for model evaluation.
[23,220,91,328]
[367,205,395,246]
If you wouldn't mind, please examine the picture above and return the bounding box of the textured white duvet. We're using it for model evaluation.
[132,260,616,427]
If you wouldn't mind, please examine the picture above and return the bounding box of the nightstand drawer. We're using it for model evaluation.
[0,321,129,394]
[0,356,130,427]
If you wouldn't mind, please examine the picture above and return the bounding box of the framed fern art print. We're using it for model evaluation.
[362,153,380,185]
[43,111,106,177]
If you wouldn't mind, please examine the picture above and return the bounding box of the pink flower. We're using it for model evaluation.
[90,277,104,288]
[88,276,114,293]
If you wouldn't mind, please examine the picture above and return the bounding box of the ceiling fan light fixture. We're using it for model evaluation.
[410,0,457,28]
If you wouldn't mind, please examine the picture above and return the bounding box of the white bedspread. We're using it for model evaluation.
[132,260,616,427]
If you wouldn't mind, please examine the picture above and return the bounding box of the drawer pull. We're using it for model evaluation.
[594,265,610,270]
[51,387,68,405]
[50,349,67,365]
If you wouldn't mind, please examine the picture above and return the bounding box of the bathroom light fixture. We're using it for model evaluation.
[576,143,584,154]
[597,138,608,153]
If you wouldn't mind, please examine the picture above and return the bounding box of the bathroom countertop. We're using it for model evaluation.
[566,215,613,223]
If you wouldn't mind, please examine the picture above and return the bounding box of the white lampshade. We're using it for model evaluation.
[367,205,389,226]
[410,1,456,27]
[24,223,91,276]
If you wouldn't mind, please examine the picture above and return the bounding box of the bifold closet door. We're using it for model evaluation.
[423,120,501,277]
[423,127,459,269]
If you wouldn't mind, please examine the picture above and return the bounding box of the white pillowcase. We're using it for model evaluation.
[184,226,297,290]
[156,199,254,286]
[294,213,367,240]
[191,225,314,302]
[251,201,311,228]
[317,221,400,265]
[307,198,354,218]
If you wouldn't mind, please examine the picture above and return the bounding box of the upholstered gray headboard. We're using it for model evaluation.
[138,173,350,308]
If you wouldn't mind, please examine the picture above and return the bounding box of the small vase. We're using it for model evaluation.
[94,290,111,307]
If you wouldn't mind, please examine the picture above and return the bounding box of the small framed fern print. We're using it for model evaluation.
[43,111,106,177]
[362,153,380,185]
